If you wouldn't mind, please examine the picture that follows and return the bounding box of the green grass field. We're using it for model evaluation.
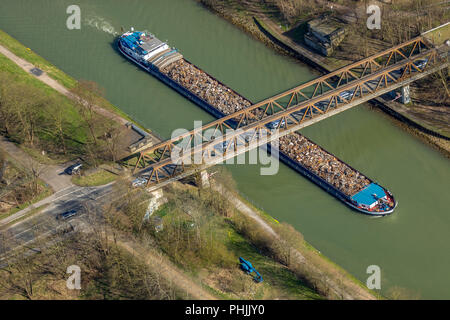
[0,30,77,88]
[423,23,450,46]
[0,54,90,154]
[0,29,143,127]
[72,169,118,187]
[149,186,322,300]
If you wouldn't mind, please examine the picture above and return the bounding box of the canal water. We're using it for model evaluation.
[1,0,449,299]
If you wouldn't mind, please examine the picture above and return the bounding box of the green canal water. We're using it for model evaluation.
[1,0,449,299]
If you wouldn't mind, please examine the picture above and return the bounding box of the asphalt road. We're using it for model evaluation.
[0,183,115,263]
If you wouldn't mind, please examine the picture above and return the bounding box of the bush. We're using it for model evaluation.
[118,185,237,271]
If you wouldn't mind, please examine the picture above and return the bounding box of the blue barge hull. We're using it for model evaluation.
[266,143,396,216]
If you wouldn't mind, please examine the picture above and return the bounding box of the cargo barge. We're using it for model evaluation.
[117,30,246,120]
[117,30,397,216]
[275,133,397,216]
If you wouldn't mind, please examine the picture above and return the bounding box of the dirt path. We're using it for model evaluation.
[0,136,73,192]
[112,237,217,300]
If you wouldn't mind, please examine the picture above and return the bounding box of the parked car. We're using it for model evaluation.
[395,58,428,77]
[213,140,235,154]
[241,130,259,143]
[65,163,82,175]
[338,90,353,101]
[265,119,286,130]
[132,176,148,187]
[56,209,78,220]
[314,99,331,110]
[413,58,428,70]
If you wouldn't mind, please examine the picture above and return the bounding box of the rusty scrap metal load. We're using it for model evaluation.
[161,58,369,197]
[161,59,252,114]
[279,133,371,196]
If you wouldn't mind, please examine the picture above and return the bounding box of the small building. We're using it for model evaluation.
[304,16,348,56]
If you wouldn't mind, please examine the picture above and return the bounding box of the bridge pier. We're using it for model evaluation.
[199,170,210,188]
[144,189,165,221]
[401,85,411,104]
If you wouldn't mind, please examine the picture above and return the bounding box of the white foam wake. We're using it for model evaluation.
[84,16,119,36]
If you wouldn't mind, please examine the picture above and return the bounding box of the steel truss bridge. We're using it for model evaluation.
[133,36,449,191]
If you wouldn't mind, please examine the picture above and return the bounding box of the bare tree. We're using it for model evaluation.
[0,149,6,183]
[0,72,18,137]
[7,84,46,147]
[43,96,69,155]
[102,125,124,162]
[25,158,45,197]
[70,80,105,145]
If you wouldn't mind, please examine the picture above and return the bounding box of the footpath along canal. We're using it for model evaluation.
[1,0,450,298]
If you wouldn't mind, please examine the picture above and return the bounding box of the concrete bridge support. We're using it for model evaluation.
[401,85,411,104]
[144,189,165,221]
[200,170,210,188]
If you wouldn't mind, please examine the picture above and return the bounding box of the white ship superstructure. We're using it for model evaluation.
[119,31,183,69]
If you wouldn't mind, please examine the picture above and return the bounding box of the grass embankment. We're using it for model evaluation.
[0,30,76,88]
[0,29,137,124]
[108,179,322,300]
[0,54,89,162]
[229,187,379,300]
[180,169,377,299]
[72,169,118,187]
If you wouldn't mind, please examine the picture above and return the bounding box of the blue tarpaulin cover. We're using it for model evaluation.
[351,183,386,206]
[121,32,146,54]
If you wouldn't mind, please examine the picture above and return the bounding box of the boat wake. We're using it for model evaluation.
[85,16,118,36]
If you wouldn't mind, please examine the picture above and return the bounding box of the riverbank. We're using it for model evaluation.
[0,29,152,136]
[197,0,450,157]
[370,98,450,159]
[0,29,161,165]
[111,175,377,299]
[210,178,378,299]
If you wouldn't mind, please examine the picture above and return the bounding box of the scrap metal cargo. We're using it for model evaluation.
[161,59,251,114]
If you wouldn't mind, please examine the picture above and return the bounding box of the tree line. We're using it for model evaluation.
[0,72,124,165]
[0,215,179,300]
